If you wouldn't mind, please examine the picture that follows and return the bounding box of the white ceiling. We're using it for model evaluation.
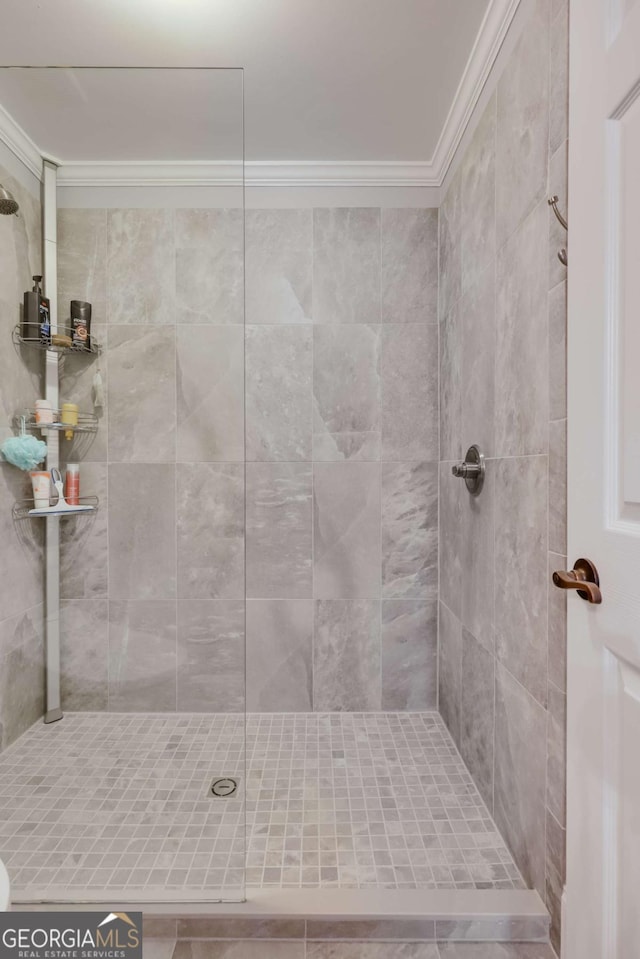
[0,0,491,163]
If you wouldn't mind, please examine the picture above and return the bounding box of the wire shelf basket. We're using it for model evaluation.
[13,325,102,356]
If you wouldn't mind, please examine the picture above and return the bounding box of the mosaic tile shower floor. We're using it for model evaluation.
[0,712,524,901]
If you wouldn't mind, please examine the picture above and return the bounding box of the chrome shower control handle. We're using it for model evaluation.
[451,445,485,495]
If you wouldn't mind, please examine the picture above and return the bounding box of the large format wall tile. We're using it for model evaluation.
[107,325,176,462]
[548,419,567,555]
[494,663,547,893]
[439,299,462,462]
[381,600,437,709]
[177,600,244,712]
[461,462,495,655]
[382,461,437,599]
[460,629,495,811]
[60,462,108,599]
[546,683,566,825]
[495,0,550,246]
[314,600,381,710]
[60,599,108,710]
[314,209,380,324]
[381,208,438,324]
[58,322,108,462]
[313,324,380,457]
[108,464,176,600]
[177,463,244,600]
[461,266,495,458]
[494,456,548,706]
[175,209,243,325]
[461,96,496,295]
[0,617,44,750]
[109,600,177,711]
[549,281,567,421]
[107,209,175,324]
[177,325,244,462]
[439,463,463,620]
[547,551,567,692]
[313,462,381,599]
[245,209,312,324]
[246,600,313,711]
[438,602,462,742]
[0,468,43,621]
[496,201,549,457]
[381,324,438,461]
[57,209,107,325]
[549,0,569,155]
[546,808,566,954]
[246,325,312,461]
[246,463,312,599]
[439,165,462,322]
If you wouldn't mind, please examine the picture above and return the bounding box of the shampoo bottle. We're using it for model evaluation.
[22,276,50,344]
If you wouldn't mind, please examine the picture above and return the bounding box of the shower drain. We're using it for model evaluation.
[208,777,239,798]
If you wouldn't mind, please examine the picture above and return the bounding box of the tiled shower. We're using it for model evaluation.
[0,0,566,953]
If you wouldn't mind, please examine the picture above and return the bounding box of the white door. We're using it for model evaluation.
[566,0,640,957]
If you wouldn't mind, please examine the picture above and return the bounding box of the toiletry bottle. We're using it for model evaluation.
[22,276,50,344]
[61,402,79,440]
[65,463,80,506]
[70,300,91,350]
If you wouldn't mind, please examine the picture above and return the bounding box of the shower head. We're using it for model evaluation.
[0,184,19,216]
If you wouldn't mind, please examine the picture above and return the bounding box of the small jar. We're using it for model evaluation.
[61,402,79,441]
[34,399,54,425]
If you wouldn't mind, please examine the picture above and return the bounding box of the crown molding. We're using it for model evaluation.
[430,0,522,178]
[0,102,44,180]
[55,160,439,188]
[0,0,520,191]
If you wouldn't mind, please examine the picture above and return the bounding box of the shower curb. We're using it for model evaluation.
[12,888,550,943]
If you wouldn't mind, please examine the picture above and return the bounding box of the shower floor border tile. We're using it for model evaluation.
[0,711,525,901]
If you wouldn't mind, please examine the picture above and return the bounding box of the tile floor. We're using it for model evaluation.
[0,712,523,901]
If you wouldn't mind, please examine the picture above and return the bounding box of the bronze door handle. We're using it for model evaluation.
[552,558,602,604]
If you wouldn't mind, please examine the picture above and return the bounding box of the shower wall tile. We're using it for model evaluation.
[461,265,495,458]
[546,683,566,825]
[546,808,566,954]
[547,552,567,692]
[313,324,380,456]
[313,461,381,599]
[246,600,313,711]
[60,462,108,599]
[438,602,462,742]
[548,418,567,555]
[177,463,244,600]
[177,325,244,462]
[175,209,243,325]
[246,463,313,599]
[381,208,438,324]
[177,600,245,712]
[495,0,550,246]
[549,0,569,155]
[314,600,381,710]
[549,281,567,421]
[108,464,176,601]
[313,430,381,463]
[313,208,380,324]
[439,165,462,321]
[246,325,312,461]
[107,209,175,324]
[438,462,463,620]
[57,209,107,326]
[60,599,108,711]
[494,456,548,707]
[381,324,438,461]
[382,461,438,600]
[495,200,549,457]
[548,140,568,291]
[0,468,44,621]
[107,325,176,463]
[461,95,496,295]
[59,322,108,462]
[439,300,462,463]
[109,600,177,711]
[494,663,547,892]
[0,616,44,751]
[245,209,312,324]
[460,629,495,812]
[460,462,495,655]
[381,600,437,710]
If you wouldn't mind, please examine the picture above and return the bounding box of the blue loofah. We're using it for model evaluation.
[1,434,48,471]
